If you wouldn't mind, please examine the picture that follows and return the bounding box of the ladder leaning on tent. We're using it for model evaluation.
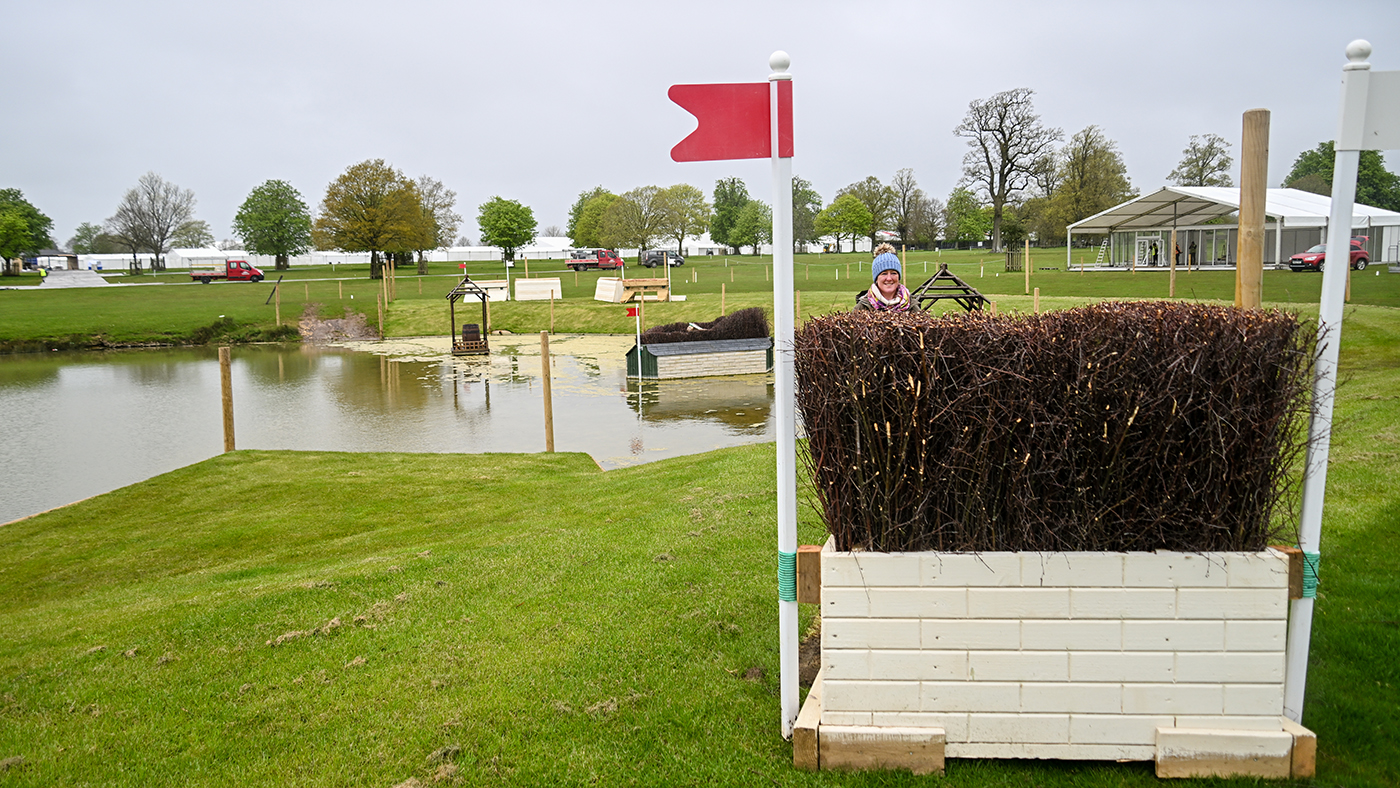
[1094,238,1109,267]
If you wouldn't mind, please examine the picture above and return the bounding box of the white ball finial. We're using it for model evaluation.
[769,51,791,73]
[1344,39,1371,70]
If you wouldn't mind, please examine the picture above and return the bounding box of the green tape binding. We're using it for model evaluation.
[778,551,797,602]
[1302,550,1320,598]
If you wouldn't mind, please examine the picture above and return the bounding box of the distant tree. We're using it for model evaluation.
[476,196,537,262]
[1282,141,1400,211]
[954,87,1062,251]
[1042,125,1137,243]
[0,189,55,269]
[944,187,991,245]
[566,186,610,241]
[104,173,196,273]
[837,176,897,251]
[599,186,666,254]
[655,183,710,255]
[1167,134,1234,187]
[571,193,618,248]
[728,200,772,254]
[234,180,314,270]
[541,225,564,237]
[710,177,750,251]
[171,219,215,249]
[68,222,105,254]
[813,194,872,253]
[455,235,474,247]
[313,160,421,278]
[907,193,943,249]
[791,176,823,252]
[889,168,929,246]
[414,175,461,273]
[0,209,30,270]
[999,206,1027,247]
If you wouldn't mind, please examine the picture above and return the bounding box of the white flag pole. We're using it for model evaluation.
[768,50,798,740]
[1284,39,1376,723]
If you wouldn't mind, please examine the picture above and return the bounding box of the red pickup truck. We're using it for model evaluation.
[567,249,625,272]
[190,259,266,283]
[1288,237,1369,272]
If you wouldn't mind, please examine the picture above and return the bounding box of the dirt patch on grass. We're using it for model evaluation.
[300,306,377,343]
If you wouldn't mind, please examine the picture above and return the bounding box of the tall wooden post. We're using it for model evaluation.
[1033,287,1040,313]
[1238,108,1270,309]
[304,283,308,301]
[377,293,384,337]
[338,280,343,299]
[721,283,726,315]
[540,331,554,452]
[1170,228,1178,298]
[1023,239,1031,294]
[549,291,555,333]
[219,347,235,452]
[274,286,281,325]
[795,290,801,322]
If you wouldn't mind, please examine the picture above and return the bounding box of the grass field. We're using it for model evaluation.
[6,249,1400,353]
[1,295,1397,784]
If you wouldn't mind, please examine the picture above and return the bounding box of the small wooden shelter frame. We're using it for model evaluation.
[446,275,490,356]
[908,263,990,312]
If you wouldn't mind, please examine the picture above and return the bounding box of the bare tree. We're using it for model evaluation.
[1168,134,1234,187]
[104,172,196,272]
[890,168,930,246]
[414,175,461,274]
[541,225,565,237]
[954,88,1062,251]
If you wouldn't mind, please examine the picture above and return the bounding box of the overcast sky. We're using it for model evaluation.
[5,0,1398,248]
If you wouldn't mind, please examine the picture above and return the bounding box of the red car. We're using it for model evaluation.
[1288,236,1369,272]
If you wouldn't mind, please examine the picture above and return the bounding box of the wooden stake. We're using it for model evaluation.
[1034,287,1040,313]
[1024,238,1030,295]
[1170,228,1178,298]
[219,346,235,452]
[304,283,309,300]
[795,290,801,323]
[990,300,998,316]
[721,283,726,315]
[485,296,491,333]
[339,280,343,299]
[524,258,530,278]
[540,331,554,452]
[418,278,422,295]
[549,292,554,333]
[1238,108,1270,309]
[377,293,383,337]
[275,286,280,325]
[730,268,733,282]
[574,270,578,287]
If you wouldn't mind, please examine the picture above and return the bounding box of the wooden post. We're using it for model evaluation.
[766,264,770,281]
[339,280,343,299]
[549,292,555,333]
[219,347,234,452]
[1033,287,1040,313]
[795,290,801,323]
[377,293,384,337]
[901,244,907,269]
[485,296,491,333]
[730,268,734,282]
[574,270,578,287]
[1170,228,1178,298]
[990,300,998,316]
[304,283,309,300]
[540,331,554,452]
[1238,108,1270,309]
[524,258,530,278]
[805,264,809,280]
[418,278,422,295]
[275,286,281,325]
[721,283,726,315]
[1021,240,1028,293]
[846,263,850,280]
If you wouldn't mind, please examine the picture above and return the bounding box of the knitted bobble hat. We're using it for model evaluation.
[871,252,901,282]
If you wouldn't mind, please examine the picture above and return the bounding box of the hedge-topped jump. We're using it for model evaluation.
[795,302,1316,554]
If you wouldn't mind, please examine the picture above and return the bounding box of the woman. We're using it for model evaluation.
[855,244,913,312]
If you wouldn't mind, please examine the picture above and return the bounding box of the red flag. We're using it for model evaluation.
[626,307,639,317]
[669,81,792,162]
[459,263,467,269]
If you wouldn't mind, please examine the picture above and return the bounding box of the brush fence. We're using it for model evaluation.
[817,541,1308,776]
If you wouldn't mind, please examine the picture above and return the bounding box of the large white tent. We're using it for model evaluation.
[1066,187,1400,268]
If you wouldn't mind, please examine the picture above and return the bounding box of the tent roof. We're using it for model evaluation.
[1066,187,1400,233]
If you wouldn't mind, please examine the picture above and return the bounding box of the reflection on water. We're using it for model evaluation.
[0,336,775,524]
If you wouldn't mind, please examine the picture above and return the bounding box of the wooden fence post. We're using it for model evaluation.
[540,331,554,452]
[219,347,235,452]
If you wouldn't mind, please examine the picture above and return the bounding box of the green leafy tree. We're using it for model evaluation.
[954,87,1062,251]
[234,180,314,270]
[1167,134,1234,187]
[1282,141,1400,211]
[68,222,105,254]
[1042,125,1137,243]
[728,200,772,254]
[171,220,215,249]
[313,160,421,278]
[791,176,823,252]
[836,176,897,251]
[813,194,872,253]
[0,209,30,271]
[571,193,618,248]
[655,184,710,255]
[477,197,537,262]
[710,178,750,250]
[599,186,665,254]
[0,189,55,274]
[566,186,611,243]
[944,187,991,244]
[908,194,944,249]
